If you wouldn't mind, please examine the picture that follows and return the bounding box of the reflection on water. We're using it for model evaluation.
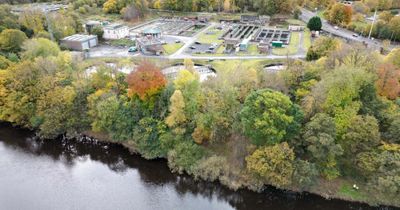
[0,122,394,210]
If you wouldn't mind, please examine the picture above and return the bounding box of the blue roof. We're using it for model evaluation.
[143,27,161,34]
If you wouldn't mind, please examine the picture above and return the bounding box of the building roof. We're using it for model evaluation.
[61,34,97,42]
[104,23,128,30]
[143,27,161,34]
[86,20,101,25]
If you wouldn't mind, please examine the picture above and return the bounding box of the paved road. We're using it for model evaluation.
[299,8,397,50]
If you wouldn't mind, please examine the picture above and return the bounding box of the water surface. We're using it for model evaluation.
[0,123,395,210]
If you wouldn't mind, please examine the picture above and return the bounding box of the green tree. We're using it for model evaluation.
[91,25,104,40]
[21,38,60,60]
[240,89,303,146]
[167,141,205,174]
[303,113,343,179]
[246,142,295,188]
[292,159,319,190]
[0,55,13,69]
[307,16,322,31]
[0,29,27,53]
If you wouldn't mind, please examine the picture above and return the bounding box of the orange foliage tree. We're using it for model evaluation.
[127,61,167,101]
[376,63,400,100]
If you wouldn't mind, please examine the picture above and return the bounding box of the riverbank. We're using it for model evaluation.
[81,130,399,209]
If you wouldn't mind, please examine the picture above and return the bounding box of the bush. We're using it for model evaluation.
[192,155,229,182]
[167,141,205,174]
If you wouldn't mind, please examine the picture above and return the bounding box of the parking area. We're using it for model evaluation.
[186,42,220,54]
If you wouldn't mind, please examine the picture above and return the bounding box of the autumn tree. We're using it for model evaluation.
[246,142,295,188]
[165,90,187,133]
[327,3,352,25]
[103,0,120,13]
[21,38,60,60]
[127,61,167,101]
[0,29,27,53]
[240,89,303,146]
[375,63,400,100]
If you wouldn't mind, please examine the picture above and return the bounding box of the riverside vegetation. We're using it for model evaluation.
[0,2,400,208]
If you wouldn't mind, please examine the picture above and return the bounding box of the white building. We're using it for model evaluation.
[103,24,129,40]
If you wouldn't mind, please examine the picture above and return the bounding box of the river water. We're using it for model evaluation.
[0,123,395,210]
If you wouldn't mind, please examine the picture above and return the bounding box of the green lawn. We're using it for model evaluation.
[337,183,367,201]
[286,19,306,26]
[163,43,184,55]
[237,44,259,55]
[272,32,300,55]
[304,29,311,51]
[197,28,225,44]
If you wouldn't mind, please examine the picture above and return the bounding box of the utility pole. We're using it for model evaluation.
[368,9,377,40]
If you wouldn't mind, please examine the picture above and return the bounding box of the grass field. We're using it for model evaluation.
[272,32,301,55]
[303,29,311,51]
[286,19,306,26]
[197,28,225,44]
[163,43,184,55]
[237,44,259,55]
[337,183,367,201]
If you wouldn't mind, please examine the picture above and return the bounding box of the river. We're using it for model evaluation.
[0,122,395,210]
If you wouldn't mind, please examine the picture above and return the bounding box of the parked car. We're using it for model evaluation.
[175,40,181,43]
[334,26,339,30]
[128,46,137,52]
[194,41,201,45]
[352,33,359,37]
[190,46,196,49]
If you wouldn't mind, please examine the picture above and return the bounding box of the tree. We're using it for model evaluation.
[18,10,45,34]
[303,113,343,179]
[385,48,400,68]
[103,0,120,13]
[167,141,205,174]
[165,90,187,132]
[0,29,27,53]
[246,142,295,188]
[292,159,319,190]
[375,63,400,100]
[385,115,400,144]
[0,55,13,70]
[307,16,322,31]
[342,115,381,153]
[240,89,303,146]
[223,0,231,12]
[21,38,60,60]
[127,61,167,101]
[35,86,77,138]
[252,0,294,15]
[91,25,104,40]
[306,36,340,61]
[327,3,352,25]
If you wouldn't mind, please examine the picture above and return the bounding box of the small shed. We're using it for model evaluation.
[85,20,101,34]
[288,25,304,31]
[239,36,251,51]
[272,41,283,48]
[61,34,98,51]
[258,40,270,54]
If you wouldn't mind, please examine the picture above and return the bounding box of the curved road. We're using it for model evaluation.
[299,8,397,50]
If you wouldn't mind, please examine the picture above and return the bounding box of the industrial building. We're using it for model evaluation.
[60,34,98,51]
[103,23,129,40]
